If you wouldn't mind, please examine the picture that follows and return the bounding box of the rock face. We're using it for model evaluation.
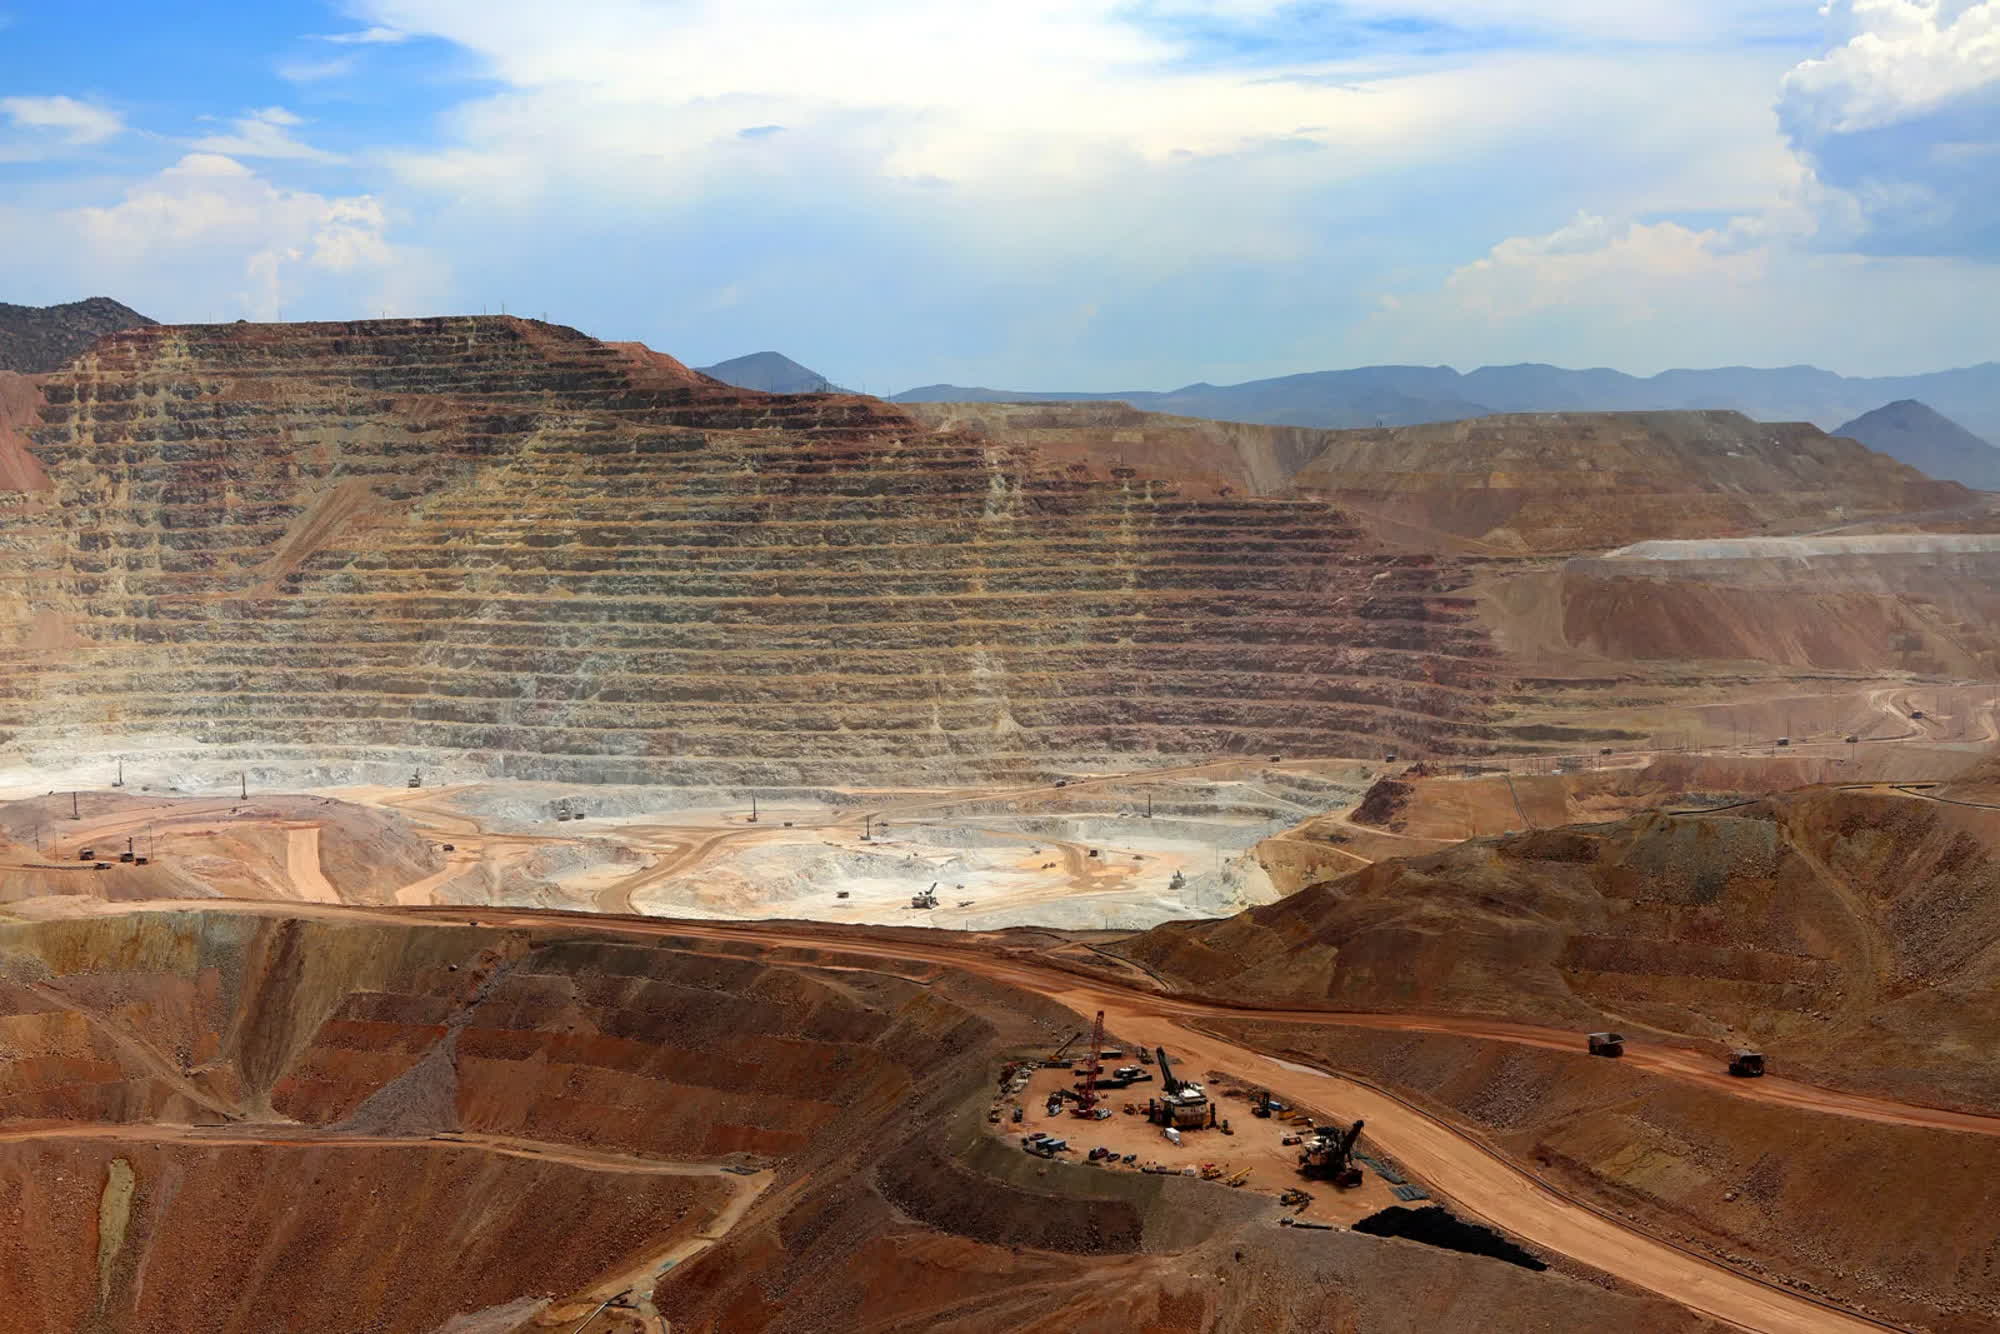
[911,402,1966,554]
[901,400,1332,498]
[1288,410,1965,553]
[0,297,155,374]
[1833,398,2000,490]
[1559,534,2000,675]
[0,317,1494,783]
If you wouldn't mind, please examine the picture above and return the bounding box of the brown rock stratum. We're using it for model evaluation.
[5,317,2000,1333]
[0,903,1743,1334]
[0,318,1501,783]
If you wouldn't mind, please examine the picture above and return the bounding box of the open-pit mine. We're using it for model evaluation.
[4,316,2000,1332]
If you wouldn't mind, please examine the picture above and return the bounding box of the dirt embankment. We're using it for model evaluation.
[1122,787,2000,1112]
[1211,1020,2000,1333]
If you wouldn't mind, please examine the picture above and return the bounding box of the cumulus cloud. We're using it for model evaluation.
[1357,205,2000,375]
[1779,1,2000,256]
[1438,213,1769,323]
[1,95,124,145]
[193,107,345,162]
[60,153,425,320]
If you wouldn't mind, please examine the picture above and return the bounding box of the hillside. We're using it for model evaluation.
[0,316,1501,784]
[695,349,842,394]
[1286,410,1963,553]
[898,360,2000,442]
[0,297,155,374]
[1833,399,2000,489]
[1119,785,2000,1110]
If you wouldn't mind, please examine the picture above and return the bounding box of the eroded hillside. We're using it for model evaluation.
[1122,785,2000,1111]
[0,906,1734,1334]
[0,318,1495,785]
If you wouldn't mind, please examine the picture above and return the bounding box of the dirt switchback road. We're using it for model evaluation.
[60,900,1930,1331]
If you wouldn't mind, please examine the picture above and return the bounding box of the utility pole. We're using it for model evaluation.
[239,771,247,800]
[70,791,78,820]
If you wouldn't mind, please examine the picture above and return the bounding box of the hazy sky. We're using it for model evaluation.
[2,1,1995,389]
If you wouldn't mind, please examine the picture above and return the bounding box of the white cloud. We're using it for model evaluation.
[192,107,345,162]
[1430,213,1771,323]
[1,95,124,145]
[1777,1,2000,256]
[59,153,423,320]
[314,25,410,44]
[1357,208,2000,375]
[279,55,359,83]
[1782,1,2000,134]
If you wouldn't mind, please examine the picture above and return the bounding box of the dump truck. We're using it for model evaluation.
[1728,1050,1765,1078]
[1587,1032,1625,1057]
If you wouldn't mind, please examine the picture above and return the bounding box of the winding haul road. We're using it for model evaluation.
[63,898,1975,1333]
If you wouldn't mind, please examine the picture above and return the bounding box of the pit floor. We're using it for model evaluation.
[987,1061,1403,1226]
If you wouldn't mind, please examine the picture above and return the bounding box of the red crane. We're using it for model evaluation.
[1072,1009,1106,1117]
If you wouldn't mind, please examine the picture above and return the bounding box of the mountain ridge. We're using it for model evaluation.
[893,359,2000,442]
[1832,399,2000,490]
[0,297,157,374]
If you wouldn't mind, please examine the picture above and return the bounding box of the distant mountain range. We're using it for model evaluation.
[695,350,845,394]
[1833,400,2000,490]
[892,361,2000,448]
[0,297,155,374]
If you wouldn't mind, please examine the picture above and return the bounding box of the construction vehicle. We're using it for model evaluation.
[1225,1167,1252,1187]
[1136,1048,1153,1065]
[1148,1046,1216,1130]
[1728,1050,1766,1078]
[1199,1163,1224,1180]
[1250,1089,1274,1118]
[1044,1030,1082,1069]
[407,771,421,789]
[1011,1106,1023,1124]
[835,890,850,899]
[1071,1011,1107,1118]
[1587,1031,1625,1058]
[77,849,94,862]
[1298,1120,1366,1188]
[909,883,939,910]
[1278,1188,1312,1209]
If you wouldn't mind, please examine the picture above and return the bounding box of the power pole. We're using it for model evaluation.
[239,771,247,800]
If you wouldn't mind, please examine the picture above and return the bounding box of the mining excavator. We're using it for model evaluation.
[1298,1119,1365,1188]
[910,883,939,909]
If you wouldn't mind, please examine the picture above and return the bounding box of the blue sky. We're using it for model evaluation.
[2,1,1996,388]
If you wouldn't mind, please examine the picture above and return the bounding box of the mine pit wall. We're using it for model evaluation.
[0,317,1502,785]
[1218,1020,2000,1334]
[0,909,1095,1332]
[0,1139,727,1334]
[1560,537,2000,673]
